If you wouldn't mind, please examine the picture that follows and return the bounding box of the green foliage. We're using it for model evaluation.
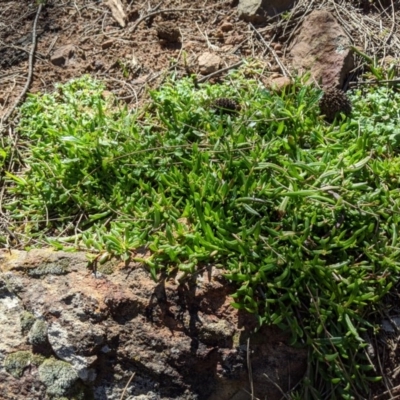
[6,69,400,398]
[352,45,398,83]
[0,144,8,172]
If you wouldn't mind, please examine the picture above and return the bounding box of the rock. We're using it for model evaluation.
[0,249,307,399]
[266,75,293,92]
[225,33,244,46]
[238,0,296,23]
[289,10,354,89]
[220,21,234,32]
[47,320,100,382]
[270,64,281,73]
[184,40,199,51]
[198,52,221,74]
[50,44,75,67]
[101,39,114,49]
[0,277,48,399]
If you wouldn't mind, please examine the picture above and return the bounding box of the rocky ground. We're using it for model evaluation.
[2,0,400,399]
[0,248,307,400]
[0,0,397,123]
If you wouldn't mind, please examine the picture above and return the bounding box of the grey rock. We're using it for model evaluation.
[47,320,98,382]
[0,289,25,359]
[238,0,296,23]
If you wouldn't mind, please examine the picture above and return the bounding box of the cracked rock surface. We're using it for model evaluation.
[0,249,306,399]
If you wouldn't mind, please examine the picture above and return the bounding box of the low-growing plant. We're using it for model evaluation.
[5,67,400,398]
[352,45,399,83]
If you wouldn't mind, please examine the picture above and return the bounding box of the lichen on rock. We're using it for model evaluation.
[38,358,80,398]
[4,350,44,378]
[28,260,70,277]
[198,319,235,346]
[20,310,36,335]
[28,318,48,346]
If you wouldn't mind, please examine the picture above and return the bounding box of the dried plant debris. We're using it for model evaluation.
[212,97,241,114]
[319,87,352,122]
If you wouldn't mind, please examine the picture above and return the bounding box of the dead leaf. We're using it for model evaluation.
[106,0,126,28]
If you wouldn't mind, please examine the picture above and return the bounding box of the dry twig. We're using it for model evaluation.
[249,23,291,78]
[0,3,42,133]
[197,61,244,83]
[247,337,254,400]
[119,371,136,400]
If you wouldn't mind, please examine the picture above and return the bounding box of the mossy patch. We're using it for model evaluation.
[4,351,45,378]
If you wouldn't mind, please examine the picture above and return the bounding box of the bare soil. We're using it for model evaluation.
[0,0,262,120]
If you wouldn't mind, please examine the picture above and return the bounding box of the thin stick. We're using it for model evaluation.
[263,373,290,400]
[0,3,43,132]
[119,371,136,400]
[249,23,291,78]
[197,61,244,83]
[46,35,59,57]
[349,79,400,87]
[383,0,396,46]
[247,337,254,400]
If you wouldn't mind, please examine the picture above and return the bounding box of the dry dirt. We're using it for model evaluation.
[2,0,400,399]
[0,0,398,121]
[0,0,270,122]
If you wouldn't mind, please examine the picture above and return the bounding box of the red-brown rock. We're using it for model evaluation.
[0,249,307,399]
[289,10,354,88]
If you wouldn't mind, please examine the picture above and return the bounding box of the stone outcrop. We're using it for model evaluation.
[289,10,354,89]
[0,249,307,400]
[238,0,296,23]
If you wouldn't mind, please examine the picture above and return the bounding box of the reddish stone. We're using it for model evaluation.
[289,10,354,88]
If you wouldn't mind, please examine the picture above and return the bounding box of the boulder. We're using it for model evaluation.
[0,249,307,399]
[238,0,296,23]
[289,10,354,89]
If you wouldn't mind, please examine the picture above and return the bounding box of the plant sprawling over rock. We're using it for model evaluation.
[4,67,400,398]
